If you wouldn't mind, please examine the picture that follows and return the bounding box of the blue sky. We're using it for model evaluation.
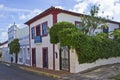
[0,0,120,42]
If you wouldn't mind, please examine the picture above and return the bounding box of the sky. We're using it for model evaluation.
[0,0,120,42]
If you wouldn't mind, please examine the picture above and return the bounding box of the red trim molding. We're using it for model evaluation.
[51,9,59,70]
[29,26,32,66]
[42,21,48,37]
[25,7,120,26]
[75,21,81,26]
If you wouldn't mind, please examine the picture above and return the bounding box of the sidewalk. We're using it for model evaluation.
[59,63,120,80]
[2,61,72,79]
[19,65,72,78]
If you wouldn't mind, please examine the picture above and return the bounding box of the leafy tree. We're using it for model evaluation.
[110,29,120,42]
[81,5,107,35]
[49,21,77,44]
[9,38,20,63]
[96,32,108,39]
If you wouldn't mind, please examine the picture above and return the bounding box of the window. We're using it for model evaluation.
[103,27,108,34]
[42,22,48,36]
[75,21,82,30]
[31,27,35,39]
[36,25,40,36]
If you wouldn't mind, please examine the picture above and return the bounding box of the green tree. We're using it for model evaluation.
[110,29,120,42]
[9,38,20,63]
[49,21,77,44]
[81,5,107,35]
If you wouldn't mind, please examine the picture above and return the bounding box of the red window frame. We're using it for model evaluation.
[42,21,48,37]
[36,24,41,36]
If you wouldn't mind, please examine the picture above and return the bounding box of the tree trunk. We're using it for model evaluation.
[15,53,18,63]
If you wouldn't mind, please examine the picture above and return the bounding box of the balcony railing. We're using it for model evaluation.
[34,36,42,43]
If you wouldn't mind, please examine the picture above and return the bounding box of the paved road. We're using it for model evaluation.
[0,61,56,80]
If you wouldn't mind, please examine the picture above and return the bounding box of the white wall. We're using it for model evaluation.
[55,44,60,70]
[30,14,54,69]
[57,13,81,24]
[70,50,120,73]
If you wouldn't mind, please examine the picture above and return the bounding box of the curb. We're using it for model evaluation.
[19,66,61,79]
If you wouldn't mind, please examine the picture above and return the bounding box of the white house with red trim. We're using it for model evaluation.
[25,7,120,73]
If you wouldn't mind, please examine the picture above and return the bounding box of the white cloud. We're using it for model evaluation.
[0,4,4,9]
[71,2,88,13]
[0,4,31,12]
[0,31,8,42]
[55,6,64,9]
[72,0,120,22]
[1,32,7,38]
[19,9,42,20]
[19,14,26,20]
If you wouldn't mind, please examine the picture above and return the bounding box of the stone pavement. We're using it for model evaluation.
[59,63,120,80]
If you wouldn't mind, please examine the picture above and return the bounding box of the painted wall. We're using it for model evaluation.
[54,44,60,70]
[70,50,120,73]
[3,47,10,63]
[57,13,81,24]
[0,42,10,63]
[58,13,120,36]
[30,14,54,69]
[94,22,120,36]
[18,35,30,66]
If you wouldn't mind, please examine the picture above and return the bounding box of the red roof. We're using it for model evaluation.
[25,6,120,26]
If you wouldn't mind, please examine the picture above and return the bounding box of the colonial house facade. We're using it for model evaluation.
[25,7,120,73]
[8,23,30,65]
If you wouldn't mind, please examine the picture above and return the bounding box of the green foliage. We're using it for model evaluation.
[9,38,20,54]
[110,29,120,42]
[112,73,120,80]
[49,21,77,44]
[49,21,120,64]
[9,38,20,63]
[96,32,108,39]
[73,33,120,64]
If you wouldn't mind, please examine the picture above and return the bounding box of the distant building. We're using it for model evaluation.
[8,23,18,44]
[0,41,9,62]
[25,7,120,73]
[16,27,30,65]
[8,23,30,65]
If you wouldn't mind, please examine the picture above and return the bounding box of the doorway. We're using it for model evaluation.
[32,48,36,66]
[60,46,70,71]
[43,47,48,68]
